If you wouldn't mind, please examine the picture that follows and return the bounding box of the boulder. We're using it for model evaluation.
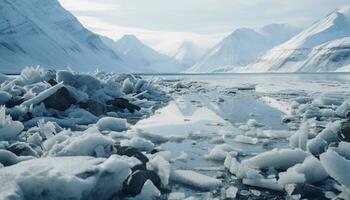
[285,183,326,199]
[79,99,106,116]
[5,97,24,108]
[116,146,149,164]
[7,142,38,157]
[122,170,161,196]
[340,120,350,142]
[43,87,76,111]
[107,98,141,113]
[47,79,58,86]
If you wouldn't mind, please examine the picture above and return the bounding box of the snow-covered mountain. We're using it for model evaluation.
[173,41,206,68]
[187,24,300,73]
[101,35,186,73]
[246,5,350,72]
[0,0,132,74]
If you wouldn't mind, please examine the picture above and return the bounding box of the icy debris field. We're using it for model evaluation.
[0,69,350,200]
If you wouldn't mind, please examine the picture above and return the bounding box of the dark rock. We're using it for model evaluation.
[150,149,160,154]
[7,142,38,157]
[5,97,24,108]
[106,98,141,113]
[79,99,106,116]
[122,170,161,196]
[116,146,149,164]
[340,120,350,142]
[131,164,147,172]
[285,183,326,199]
[47,79,58,86]
[43,87,76,111]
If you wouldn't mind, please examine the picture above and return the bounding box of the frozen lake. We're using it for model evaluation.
[135,73,350,199]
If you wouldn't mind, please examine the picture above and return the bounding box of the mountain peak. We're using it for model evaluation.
[119,35,141,43]
[338,5,350,17]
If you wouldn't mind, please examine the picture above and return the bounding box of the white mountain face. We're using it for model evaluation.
[174,41,206,68]
[102,35,186,73]
[187,24,300,73]
[0,0,132,74]
[246,5,350,72]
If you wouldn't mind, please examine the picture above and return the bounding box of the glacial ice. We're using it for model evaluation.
[171,170,222,191]
[96,117,129,132]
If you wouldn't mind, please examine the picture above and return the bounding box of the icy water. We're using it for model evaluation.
[138,73,350,199]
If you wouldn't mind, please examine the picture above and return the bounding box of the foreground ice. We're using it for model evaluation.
[171,170,222,191]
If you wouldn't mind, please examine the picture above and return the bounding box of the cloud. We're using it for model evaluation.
[76,16,226,55]
[58,0,117,12]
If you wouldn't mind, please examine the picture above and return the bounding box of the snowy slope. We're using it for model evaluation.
[188,24,300,73]
[173,41,206,68]
[102,35,186,73]
[247,5,350,72]
[0,0,130,73]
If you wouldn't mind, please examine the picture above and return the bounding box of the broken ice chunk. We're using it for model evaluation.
[171,170,222,191]
[96,117,129,132]
[234,135,258,145]
[242,149,310,170]
[225,186,238,199]
[243,178,283,191]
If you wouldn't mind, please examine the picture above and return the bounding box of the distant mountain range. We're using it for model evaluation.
[244,5,350,72]
[0,0,185,73]
[102,35,186,73]
[187,24,301,72]
[1,0,349,73]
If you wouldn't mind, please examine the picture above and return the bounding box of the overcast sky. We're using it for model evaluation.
[58,0,349,55]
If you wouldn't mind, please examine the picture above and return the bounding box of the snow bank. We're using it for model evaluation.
[171,170,222,191]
